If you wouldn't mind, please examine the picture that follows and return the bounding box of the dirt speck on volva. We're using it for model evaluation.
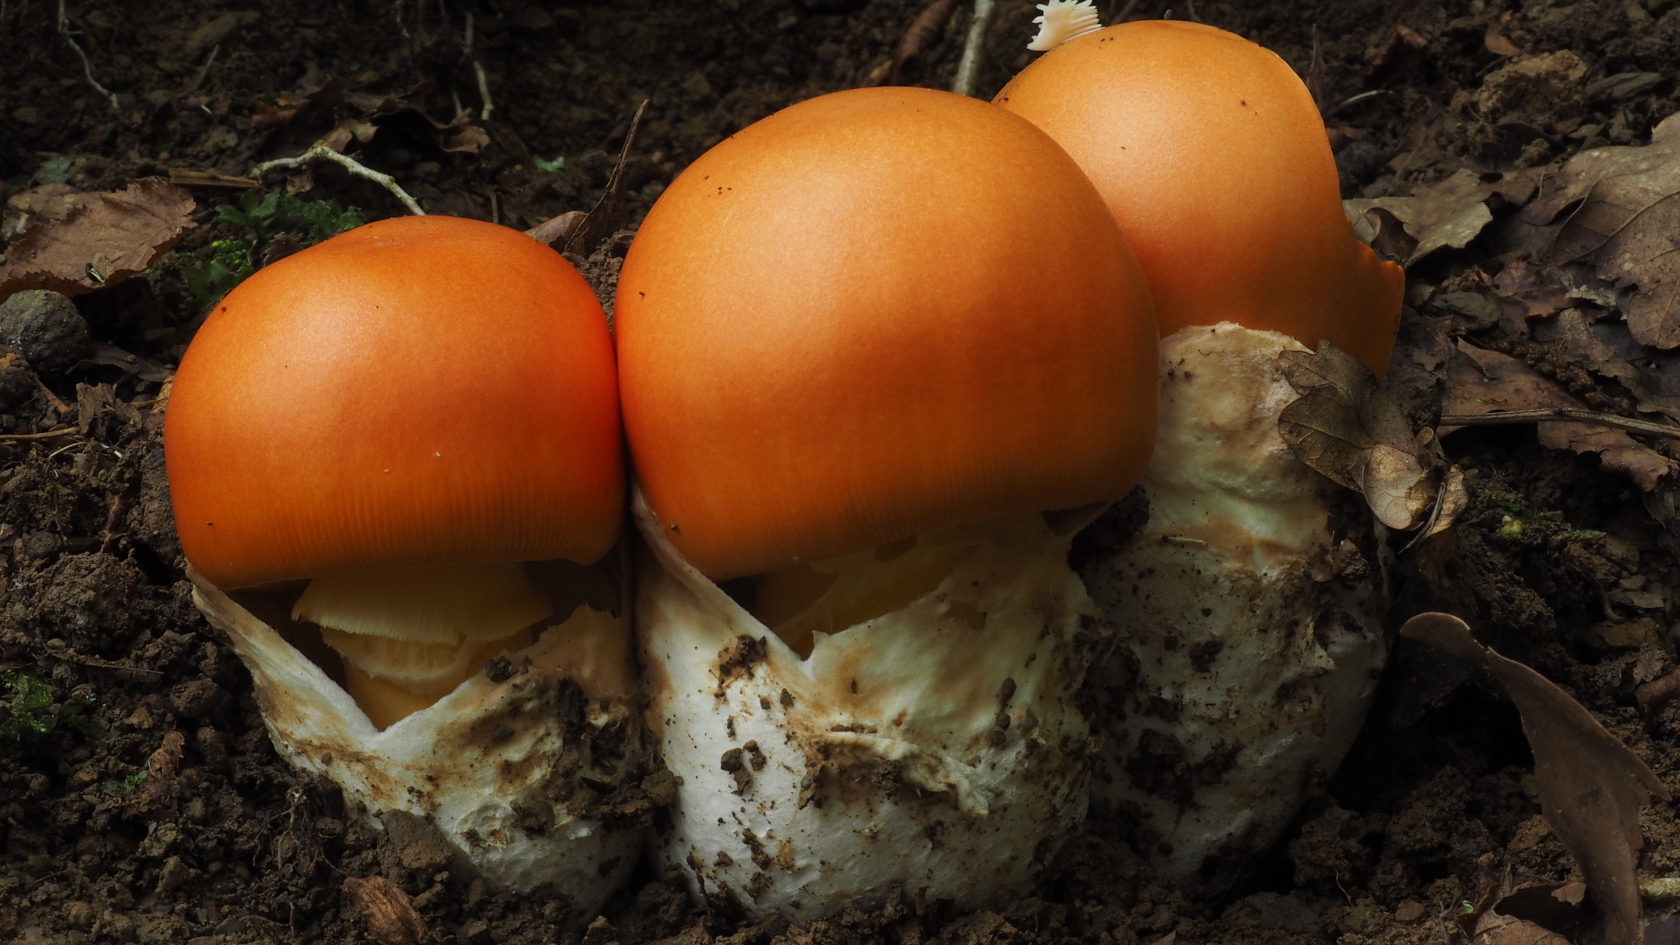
[8,0,1680,943]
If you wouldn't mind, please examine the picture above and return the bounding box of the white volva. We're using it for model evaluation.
[189,572,647,916]
[635,493,1107,921]
[1077,324,1387,893]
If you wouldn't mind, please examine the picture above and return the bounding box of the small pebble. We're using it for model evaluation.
[0,289,92,373]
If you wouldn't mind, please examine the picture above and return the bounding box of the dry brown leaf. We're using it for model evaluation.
[1401,613,1671,945]
[525,210,586,249]
[137,729,185,814]
[1536,311,1680,422]
[1488,881,1588,939]
[1444,341,1671,489]
[439,123,490,154]
[1346,167,1542,266]
[342,875,426,945]
[1278,342,1443,530]
[1521,112,1680,349]
[1412,463,1470,546]
[3,183,80,241]
[563,100,648,259]
[1484,20,1523,58]
[0,181,195,301]
[1473,912,1571,945]
[84,343,173,383]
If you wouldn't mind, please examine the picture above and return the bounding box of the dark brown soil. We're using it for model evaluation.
[7,1,1680,943]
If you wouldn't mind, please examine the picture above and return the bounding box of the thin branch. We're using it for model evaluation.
[187,44,220,94]
[57,0,119,115]
[252,146,426,216]
[1440,408,1680,440]
[952,0,997,98]
[0,427,77,442]
[464,11,492,120]
[1325,89,1388,118]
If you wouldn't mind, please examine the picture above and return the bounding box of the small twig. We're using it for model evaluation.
[951,0,997,98]
[0,426,77,442]
[464,11,492,120]
[253,146,426,216]
[57,0,120,115]
[1440,408,1680,440]
[187,44,220,94]
[1324,89,1388,118]
[1307,25,1323,110]
[169,168,261,189]
[34,378,69,413]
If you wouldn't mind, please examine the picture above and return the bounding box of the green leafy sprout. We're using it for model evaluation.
[168,189,365,312]
[1478,488,1605,543]
[0,671,104,743]
[103,770,148,796]
[0,672,57,741]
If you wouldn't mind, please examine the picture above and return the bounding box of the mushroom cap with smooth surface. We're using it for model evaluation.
[615,86,1159,581]
[995,20,1404,376]
[166,215,624,589]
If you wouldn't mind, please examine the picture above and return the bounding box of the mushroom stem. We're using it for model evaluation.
[293,561,554,729]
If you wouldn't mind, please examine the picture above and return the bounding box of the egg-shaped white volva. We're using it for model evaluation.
[189,570,648,916]
[1077,324,1388,895]
[634,493,1108,921]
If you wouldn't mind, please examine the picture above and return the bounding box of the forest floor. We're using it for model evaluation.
[7,0,1680,943]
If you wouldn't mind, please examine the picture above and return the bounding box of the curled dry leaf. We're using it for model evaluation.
[563,100,648,258]
[1473,912,1572,945]
[1400,613,1671,945]
[137,729,185,814]
[1444,340,1671,490]
[83,343,174,384]
[0,181,196,301]
[1484,19,1523,58]
[525,209,587,249]
[1521,111,1680,349]
[342,875,426,945]
[1346,167,1543,267]
[1277,341,1452,530]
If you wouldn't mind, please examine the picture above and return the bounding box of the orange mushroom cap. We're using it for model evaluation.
[995,20,1404,376]
[166,215,624,589]
[616,87,1159,581]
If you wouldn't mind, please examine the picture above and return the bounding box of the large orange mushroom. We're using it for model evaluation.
[616,86,1158,918]
[165,215,642,906]
[996,17,1397,894]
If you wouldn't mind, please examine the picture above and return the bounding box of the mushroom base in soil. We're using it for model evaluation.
[635,492,1109,921]
[1075,324,1388,895]
[186,557,651,916]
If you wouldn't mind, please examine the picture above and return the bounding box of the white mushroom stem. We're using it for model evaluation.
[635,490,1108,920]
[189,565,648,919]
[1076,324,1387,895]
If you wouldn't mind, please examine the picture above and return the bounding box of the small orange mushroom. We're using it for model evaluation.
[166,215,624,728]
[995,19,1403,375]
